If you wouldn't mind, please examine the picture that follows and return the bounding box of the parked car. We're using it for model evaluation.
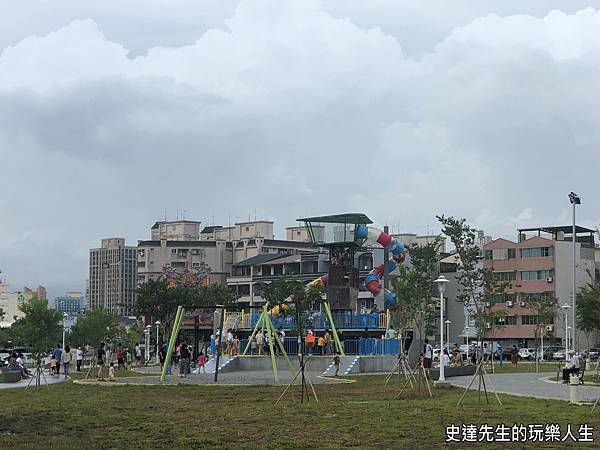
[552,348,567,360]
[542,345,563,361]
[518,348,536,360]
[458,344,470,359]
[584,349,600,360]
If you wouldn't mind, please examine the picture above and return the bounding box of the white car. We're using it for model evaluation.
[518,348,535,360]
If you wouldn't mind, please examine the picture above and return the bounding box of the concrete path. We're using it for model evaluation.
[0,370,66,390]
[449,371,600,403]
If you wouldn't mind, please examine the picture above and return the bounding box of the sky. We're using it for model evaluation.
[2,0,600,298]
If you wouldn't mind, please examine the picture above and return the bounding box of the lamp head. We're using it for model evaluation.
[434,275,449,294]
[569,192,581,205]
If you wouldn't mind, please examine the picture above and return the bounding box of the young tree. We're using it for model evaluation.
[17,297,62,362]
[437,215,509,354]
[529,296,558,371]
[576,280,600,350]
[390,238,442,354]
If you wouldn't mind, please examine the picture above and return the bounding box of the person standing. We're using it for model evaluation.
[179,341,191,378]
[324,329,332,356]
[117,343,126,370]
[61,345,73,378]
[196,352,207,374]
[333,353,341,376]
[256,330,264,356]
[97,342,106,381]
[305,330,315,355]
[76,346,84,372]
[511,345,519,366]
[52,344,63,376]
[442,348,450,368]
[386,326,397,340]
[317,335,325,356]
[134,343,142,368]
[423,339,433,376]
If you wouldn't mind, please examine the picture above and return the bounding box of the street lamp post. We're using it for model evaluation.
[445,320,452,355]
[144,325,151,364]
[569,192,580,350]
[561,304,571,361]
[434,275,449,386]
[155,321,161,364]
[62,313,68,349]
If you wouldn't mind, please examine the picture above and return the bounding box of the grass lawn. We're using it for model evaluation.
[2,374,599,449]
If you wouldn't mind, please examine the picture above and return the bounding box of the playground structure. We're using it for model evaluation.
[155,213,409,384]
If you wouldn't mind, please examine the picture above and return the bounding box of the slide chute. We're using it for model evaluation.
[356,226,406,309]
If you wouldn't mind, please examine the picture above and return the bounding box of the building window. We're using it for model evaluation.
[493,271,516,281]
[521,315,539,325]
[492,293,515,304]
[494,316,517,326]
[521,292,553,303]
[191,249,199,255]
[484,250,493,260]
[246,226,250,231]
[296,231,301,236]
[521,247,553,258]
[508,248,516,258]
[521,270,552,281]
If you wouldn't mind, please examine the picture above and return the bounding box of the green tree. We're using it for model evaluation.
[437,215,509,347]
[263,277,322,335]
[17,297,62,361]
[529,295,558,371]
[135,279,238,336]
[576,280,600,349]
[390,237,442,353]
[68,309,119,347]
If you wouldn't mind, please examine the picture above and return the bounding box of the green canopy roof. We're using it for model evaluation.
[297,213,372,225]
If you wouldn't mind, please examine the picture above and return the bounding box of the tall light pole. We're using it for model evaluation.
[569,192,580,350]
[144,325,151,364]
[561,303,571,361]
[434,275,449,385]
[445,320,452,355]
[155,321,161,364]
[62,312,68,349]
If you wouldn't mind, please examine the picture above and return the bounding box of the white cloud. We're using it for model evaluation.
[1,1,600,295]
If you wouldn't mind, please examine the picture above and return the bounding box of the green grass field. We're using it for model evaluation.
[2,373,600,449]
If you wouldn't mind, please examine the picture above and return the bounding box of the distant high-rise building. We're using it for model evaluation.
[54,291,85,313]
[89,238,137,315]
[0,282,30,327]
[24,285,47,300]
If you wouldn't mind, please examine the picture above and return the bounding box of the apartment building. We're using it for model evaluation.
[0,282,31,327]
[483,225,598,348]
[199,221,274,241]
[54,291,85,313]
[89,238,138,315]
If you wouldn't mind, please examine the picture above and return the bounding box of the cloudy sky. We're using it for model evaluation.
[2,0,600,297]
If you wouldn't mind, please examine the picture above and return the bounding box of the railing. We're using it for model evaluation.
[247,311,387,330]
[239,337,401,356]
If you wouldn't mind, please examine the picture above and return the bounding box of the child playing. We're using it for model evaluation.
[196,352,207,374]
[50,358,57,376]
[333,353,341,376]
[318,336,325,355]
[108,362,116,382]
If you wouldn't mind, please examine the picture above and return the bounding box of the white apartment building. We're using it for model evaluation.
[88,238,138,315]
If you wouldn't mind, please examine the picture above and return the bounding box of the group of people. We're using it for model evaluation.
[49,343,84,377]
[4,352,31,379]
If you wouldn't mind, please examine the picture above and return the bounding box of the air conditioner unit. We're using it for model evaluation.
[506,301,513,307]
[546,276,553,283]
[484,302,491,307]
[546,325,554,332]
[519,301,526,307]
[485,323,492,329]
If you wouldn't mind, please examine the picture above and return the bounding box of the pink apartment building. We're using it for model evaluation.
[483,225,598,349]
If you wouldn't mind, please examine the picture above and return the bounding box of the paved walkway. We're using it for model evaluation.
[0,370,66,390]
[449,371,600,403]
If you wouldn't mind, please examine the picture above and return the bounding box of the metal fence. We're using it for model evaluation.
[240,337,400,356]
